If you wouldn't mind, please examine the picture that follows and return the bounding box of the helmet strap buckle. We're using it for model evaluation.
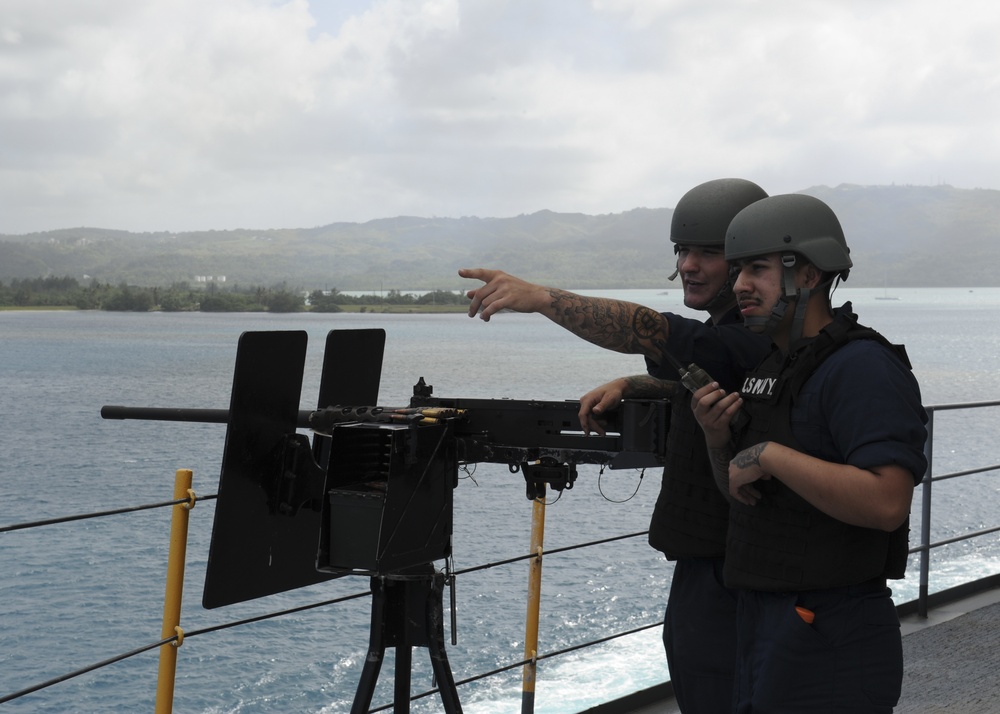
[780,254,800,301]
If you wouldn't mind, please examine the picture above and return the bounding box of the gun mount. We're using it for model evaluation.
[102,328,668,713]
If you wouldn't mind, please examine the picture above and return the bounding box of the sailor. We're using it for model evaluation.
[575,178,771,713]
[692,193,928,713]
[459,178,772,713]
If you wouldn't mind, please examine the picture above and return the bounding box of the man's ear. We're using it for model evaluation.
[800,263,822,289]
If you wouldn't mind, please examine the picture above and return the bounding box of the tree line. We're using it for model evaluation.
[0,276,467,312]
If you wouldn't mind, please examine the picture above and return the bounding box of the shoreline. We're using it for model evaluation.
[0,304,471,314]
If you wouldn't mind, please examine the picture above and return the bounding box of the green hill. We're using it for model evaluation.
[2,184,997,289]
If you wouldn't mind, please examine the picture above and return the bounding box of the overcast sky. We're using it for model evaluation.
[2,0,998,234]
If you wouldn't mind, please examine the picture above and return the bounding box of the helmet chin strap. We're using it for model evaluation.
[703,279,735,313]
[668,245,680,281]
[743,254,810,343]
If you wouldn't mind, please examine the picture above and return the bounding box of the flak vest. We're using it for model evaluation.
[725,313,913,591]
[647,378,730,559]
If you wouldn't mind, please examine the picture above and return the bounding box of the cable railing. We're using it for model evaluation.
[908,399,1000,618]
[3,398,1000,712]
[0,476,662,711]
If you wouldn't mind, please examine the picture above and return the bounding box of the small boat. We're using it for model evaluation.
[876,273,900,300]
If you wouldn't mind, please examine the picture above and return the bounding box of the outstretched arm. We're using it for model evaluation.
[459,268,672,362]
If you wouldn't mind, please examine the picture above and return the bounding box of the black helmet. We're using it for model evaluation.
[725,193,852,279]
[670,178,769,247]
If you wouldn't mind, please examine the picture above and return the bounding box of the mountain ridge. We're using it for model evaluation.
[2,185,996,289]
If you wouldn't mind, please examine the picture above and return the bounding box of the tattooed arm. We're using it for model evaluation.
[578,374,677,435]
[690,379,913,528]
[727,443,770,506]
[738,441,914,530]
[459,268,671,363]
[691,382,753,503]
[707,444,738,502]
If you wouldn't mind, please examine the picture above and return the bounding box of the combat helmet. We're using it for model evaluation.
[671,178,769,247]
[667,178,768,310]
[725,193,851,339]
[725,193,851,278]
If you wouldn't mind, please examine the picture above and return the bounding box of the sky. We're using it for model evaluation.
[2,0,999,234]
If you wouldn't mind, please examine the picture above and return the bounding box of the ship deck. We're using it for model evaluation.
[583,581,1000,714]
[896,585,1000,713]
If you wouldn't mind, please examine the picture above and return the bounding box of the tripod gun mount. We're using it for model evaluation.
[101,328,668,713]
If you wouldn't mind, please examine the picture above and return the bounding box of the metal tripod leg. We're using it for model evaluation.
[351,568,462,714]
[426,572,462,713]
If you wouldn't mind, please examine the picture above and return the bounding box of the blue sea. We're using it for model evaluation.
[2,288,1000,713]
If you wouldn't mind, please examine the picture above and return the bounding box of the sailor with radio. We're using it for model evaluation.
[693,193,928,713]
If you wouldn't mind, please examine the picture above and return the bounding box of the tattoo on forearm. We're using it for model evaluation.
[545,290,669,358]
[709,447,732,479]
[733,442,768,469]
[631,307,661,340]
[633,307,673,358]
[708,446,734,497]
[547,289,633,351]
[621,374,676,399]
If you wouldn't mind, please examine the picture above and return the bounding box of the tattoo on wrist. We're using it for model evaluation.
[709,447,733,478]
[733,442,768,469]
[708,446,734,498]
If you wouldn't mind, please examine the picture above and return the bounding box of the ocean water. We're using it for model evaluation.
[2,288,1000,713]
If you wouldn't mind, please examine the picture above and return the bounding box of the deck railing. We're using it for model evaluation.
[910,399,1000,618]
[3,399,1000,711]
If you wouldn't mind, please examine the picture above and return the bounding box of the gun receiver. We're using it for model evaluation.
[406,394,666,471]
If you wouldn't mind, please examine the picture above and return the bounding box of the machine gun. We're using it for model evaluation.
[102,328,668,713]
[102,328,668,601]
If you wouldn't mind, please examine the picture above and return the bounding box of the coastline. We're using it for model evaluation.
[0,304,471,314]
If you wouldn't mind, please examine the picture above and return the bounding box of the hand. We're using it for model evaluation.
[458,268,549,321]
[578,380,626,436]
[728,443,772,505]
[691,382,742,449]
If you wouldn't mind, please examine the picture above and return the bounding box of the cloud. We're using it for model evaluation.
[1,0,999,233]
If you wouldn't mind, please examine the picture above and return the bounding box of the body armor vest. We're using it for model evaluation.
[647,308,760,560]
[648,378,730,559]
[725,310,913,591]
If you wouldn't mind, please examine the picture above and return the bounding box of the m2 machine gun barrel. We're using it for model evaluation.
[102,393,669,472]
[100,404,310,427]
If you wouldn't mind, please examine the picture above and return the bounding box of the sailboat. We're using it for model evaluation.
[876,273,900,300]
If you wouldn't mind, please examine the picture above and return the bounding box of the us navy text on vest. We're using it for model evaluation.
[741,376,777,397]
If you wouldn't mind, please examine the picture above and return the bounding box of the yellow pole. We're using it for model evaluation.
[155,469,195,714]
[521,492,546,714]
